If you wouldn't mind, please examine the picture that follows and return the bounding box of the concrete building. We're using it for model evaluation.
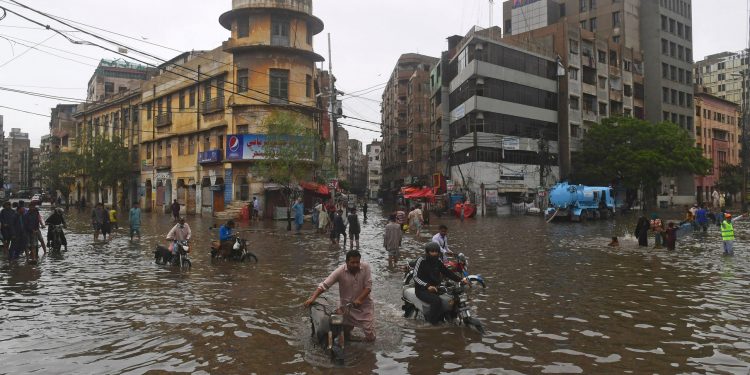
[503,21,645,178]
[29,147,41,191]
[0,115,4,190]
[347,139,366,194]
[694,89,742,202]
[4,128,30,193]
[694,50,749,105]
[366,140,382,200]
[381,54,438,197]
[87,58,155,102]
[445,26,559,198]
[406,65,433,185]
[504,0,696,199]
[336,126,350,183]
[50,104,78,153]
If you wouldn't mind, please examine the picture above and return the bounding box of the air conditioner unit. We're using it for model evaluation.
[475,43,484,51]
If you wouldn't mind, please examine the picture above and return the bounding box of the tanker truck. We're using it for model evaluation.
[544,182,615,222]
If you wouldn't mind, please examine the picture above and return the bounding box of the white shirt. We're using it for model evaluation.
[253,199,260,210]
[431,233,450,260]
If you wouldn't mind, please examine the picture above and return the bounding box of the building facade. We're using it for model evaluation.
[4,128,30,193]
[694,50,749,105]
[381,54,438,197]
[50,104,78,153]
[347,139,365,194]
[446,26,560,197]
[694,90,742,202]
[366,140,382,200]
[87,58,155,102]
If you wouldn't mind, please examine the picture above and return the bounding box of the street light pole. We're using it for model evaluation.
[742,69,749,212]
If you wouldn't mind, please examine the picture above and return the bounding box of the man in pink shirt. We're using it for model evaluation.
[304,250,375,341]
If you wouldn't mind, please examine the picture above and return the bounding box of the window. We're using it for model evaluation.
[677,22,684,38]
[580,20,587,30]
[670,65,677,81]
[179,91,185,110]
[685,26,692,41]
[670,42,676,57]
[569,67,579,80]
[237,69,249,93]
[612,11,621,27]
[669,18,675,34]
[678,45,684,61]
[269,69,289,104]
[718,73,726,81]
[671,89,677,104]
[189,86,196,107]
[662,63,669,78]
[599,102,607,115]
[147,103,152,119]
[306,74,313,98]
[624,84,632,97]
[570,95,580,110]
[204,81,212,101]
[678,68,684,83]
[613,35,620,43]
[589,17,597,32]
[679,91,685,106]
[598,50,607,64]
[178,136,185,156]
[105,82,114,94]
[589,0,597,9]
[598,76,607,89]
[271,16,290,46]
[571,124,581,138]
[237,125,249,134]
[237,17,249,38]
[623,60,631,71]
[579,0,586,12]
[609,50,617,66]
[686,48,692,63]
[661,39,668,55]
[663,87,669,103]
[661,15,668,31]
[188,136,195,154]
[570,39,579,54]
[306,25,313,45]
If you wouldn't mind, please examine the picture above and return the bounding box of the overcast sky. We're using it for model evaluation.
[0,0,747,148]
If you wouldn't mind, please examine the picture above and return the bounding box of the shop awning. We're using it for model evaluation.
[300,181,330,196]
[401,186,435,200]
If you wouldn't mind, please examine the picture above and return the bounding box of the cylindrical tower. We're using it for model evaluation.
[220,0,324,127]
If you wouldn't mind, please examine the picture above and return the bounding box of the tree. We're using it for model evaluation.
[39,152,80,203]
[80,135,131,207]
[252,111,322,230]
[572,117,711,208]
[716,164,743,199]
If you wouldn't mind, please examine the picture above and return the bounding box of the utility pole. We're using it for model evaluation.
[328,33,337,204]
[741,69,748,212]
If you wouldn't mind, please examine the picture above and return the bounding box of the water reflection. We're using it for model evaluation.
[0,205,749,373]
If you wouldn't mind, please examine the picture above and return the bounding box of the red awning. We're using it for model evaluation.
[300,181,330,196]
[401,186,435,200]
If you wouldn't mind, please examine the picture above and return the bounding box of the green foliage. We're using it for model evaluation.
[716,164,743,195]
[80,135,131,202]
[39,152,80,198]
[338,180,351,192]
[572,117,711,194]
[252,111,321,190]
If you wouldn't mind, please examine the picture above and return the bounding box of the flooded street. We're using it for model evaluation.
[2,204,750,374]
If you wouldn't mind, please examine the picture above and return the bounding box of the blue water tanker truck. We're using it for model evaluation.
[544,182,615,222]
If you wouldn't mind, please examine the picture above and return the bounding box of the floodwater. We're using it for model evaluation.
[2,205,750,374]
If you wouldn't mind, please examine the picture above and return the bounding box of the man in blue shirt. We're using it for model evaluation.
[695,205,708,233]
[292,198,305,234]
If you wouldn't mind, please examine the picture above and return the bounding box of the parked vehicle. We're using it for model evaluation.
[210,236,258,263]
[544,182,615,222]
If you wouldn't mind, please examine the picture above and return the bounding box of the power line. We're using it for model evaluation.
[0,104,50,117]
[0,33,97,67]
[0,33,54,68]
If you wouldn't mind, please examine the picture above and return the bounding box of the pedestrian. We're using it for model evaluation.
[347,207,361,249]
[25,202,45,261]
[318,202,330,234]
[408,204,424,237]
[383,214,402,267]
[109,206,119,230]
[362,201,368,222]
[92,202,106,241]
[431,224,454,261]
[650,214,664,249]
[721,212,747,256]
[712,189,720,209]
[695,205,708,233]
[129,202,142,241]
[171,199,180,222]
[395,207,407,232]
[331,209,346,245]
[252,196,260,221]
[635,214,650,247]
[304,250,376,342]
[460,200,466,222]
[720,194,726,211]
[8,205,25,261]
[292,197,304,234]
[665,222,678,251]
[689,204,699,231]
[0,201,15,257]
[101,206,112,241]
[312,199,321,229]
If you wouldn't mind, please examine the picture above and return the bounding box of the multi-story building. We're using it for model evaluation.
[504,0,696,200]
[429,36,464,184]
[694,89,742,202]
[50,104,78,153]
[503,21,645,178]
[336,126,350,183]
[4,128,30,192]
[29,147,41,192]
[366,140,382,200]
[73,89,142,206]
[694,50,749,105]
[381,54,438,197]
[406,66,433,184]
[347,139,366,194]
[0,115,4,189]
[445,26,559,197]
[87,59,155,102]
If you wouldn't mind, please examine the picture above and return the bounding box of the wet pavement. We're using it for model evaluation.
[2,204,750,373]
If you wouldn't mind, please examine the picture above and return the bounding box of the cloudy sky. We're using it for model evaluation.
[0,0,747,148]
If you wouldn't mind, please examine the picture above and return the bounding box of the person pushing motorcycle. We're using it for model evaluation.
[413,242,468,325]
[45,208,67,251]
[166,217,191,255]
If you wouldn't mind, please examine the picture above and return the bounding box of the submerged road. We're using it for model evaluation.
[1,205,750,373]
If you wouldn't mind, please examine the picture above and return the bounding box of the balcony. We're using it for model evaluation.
[155,156,172,169]
[155,113,172,127]
[201,97,225,114]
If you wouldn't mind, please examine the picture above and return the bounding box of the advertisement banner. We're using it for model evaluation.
[226,134,310,161]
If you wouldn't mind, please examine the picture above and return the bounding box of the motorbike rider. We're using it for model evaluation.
[166,217,192,256]
[45,208,67,251]
[219,220,236,256]
[413,242,468,325]
[431,225,454,262]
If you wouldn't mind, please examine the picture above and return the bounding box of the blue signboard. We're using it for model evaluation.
[198,149,222,164]
[226,134,268,161]
[224,169,233,205]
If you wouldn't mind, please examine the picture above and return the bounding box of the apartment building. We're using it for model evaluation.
[366,140,382,200]
[694,90,742,202]
[694,50,749,105]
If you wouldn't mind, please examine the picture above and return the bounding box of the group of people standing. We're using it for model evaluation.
[0,200,66,262]
[305,198,366,249]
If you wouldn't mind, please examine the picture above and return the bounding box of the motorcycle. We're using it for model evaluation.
[48,224,65,253]
[154,240,192,269]
[309,299,354,365]
[402,254,486,334]
[210,237,258,263]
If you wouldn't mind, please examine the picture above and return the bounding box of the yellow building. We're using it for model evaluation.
[138,0,325,215]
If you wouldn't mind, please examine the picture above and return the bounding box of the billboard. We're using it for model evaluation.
[225,134,312,161]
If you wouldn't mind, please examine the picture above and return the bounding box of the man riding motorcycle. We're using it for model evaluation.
[166,217,191,257]
[217,220,236,257]
[45,208,67,251]
[413,242,468,325]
